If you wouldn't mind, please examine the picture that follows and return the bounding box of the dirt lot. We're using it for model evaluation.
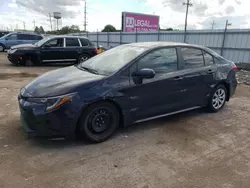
[0,53,250,188]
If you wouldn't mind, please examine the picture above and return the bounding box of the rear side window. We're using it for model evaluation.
[66,38,80,47]
[33,35,43,40]
[79,38,89,46]
[18,34,33,40]
[203,51,214,65]
[181,48,204,69]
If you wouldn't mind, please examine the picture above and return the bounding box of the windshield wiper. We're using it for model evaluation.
[80,66,99,75]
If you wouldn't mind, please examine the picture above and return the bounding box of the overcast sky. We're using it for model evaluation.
[0,0,249,31]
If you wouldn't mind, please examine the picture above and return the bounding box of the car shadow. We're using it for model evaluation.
[26,108,206,149]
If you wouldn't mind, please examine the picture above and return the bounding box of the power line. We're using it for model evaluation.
[183,0,193,43]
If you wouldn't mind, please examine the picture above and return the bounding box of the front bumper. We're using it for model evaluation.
[7,53,21,65]
[18,93,83,138]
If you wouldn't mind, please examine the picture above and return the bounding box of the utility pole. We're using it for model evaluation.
[16,24,18,30]
[211,20,215,30]
[49,13,52,31]
[183,0,193,43]
[84,0,87,31]
[23,21,26,30]
[33,20,36,30]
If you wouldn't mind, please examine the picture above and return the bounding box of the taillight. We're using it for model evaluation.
[94,48,98,54]
[232,65,237,71]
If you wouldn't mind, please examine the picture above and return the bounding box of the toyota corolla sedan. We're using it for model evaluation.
[18,42,237,142]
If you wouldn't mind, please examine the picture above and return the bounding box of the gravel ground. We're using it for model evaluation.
[0,53,250,188]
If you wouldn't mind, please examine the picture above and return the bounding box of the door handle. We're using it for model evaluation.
[174,76,183,81]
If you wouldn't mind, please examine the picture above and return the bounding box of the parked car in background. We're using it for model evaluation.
[18,42,237,142]
[7,36,98,66]
[0,32,43,52]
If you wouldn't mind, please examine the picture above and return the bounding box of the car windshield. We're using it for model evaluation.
[34,37,52,46]
[78,45,147,75]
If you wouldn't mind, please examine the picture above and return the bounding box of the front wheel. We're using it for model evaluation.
[78,54,90,64]
[77,102,120,143]
[208,85,227,112]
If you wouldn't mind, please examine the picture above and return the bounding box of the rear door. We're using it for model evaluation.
[65,38,81,61]
[40,37,66,62]
[17,34,34,44]
[178,47,213,107]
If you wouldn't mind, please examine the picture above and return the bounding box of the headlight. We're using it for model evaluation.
[26,93,76,111]
[9,49,17,54]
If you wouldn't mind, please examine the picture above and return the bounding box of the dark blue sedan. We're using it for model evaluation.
[18,42,237,142]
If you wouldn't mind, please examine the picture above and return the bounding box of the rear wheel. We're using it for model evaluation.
[0,44,5,52]
[78,54,90,64]
[208,85,227,112]
[77,102,120,143]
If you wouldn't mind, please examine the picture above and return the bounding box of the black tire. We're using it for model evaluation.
[0,44,5,52]
[208,84,227,112]
[77,54,90,64]
[77,102,120,143]
[25,59,34,66]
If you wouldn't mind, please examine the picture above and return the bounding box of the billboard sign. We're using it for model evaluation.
[122,12,160,32]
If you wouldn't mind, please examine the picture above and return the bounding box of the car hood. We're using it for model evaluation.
[24,66,105,97]
[11,44,37,50]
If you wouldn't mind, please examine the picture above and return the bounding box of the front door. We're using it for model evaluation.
[5,33,19,48]
[122,47,187,122]
[40,38,65,63]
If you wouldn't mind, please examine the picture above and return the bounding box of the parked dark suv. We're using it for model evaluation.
[7,36,97,65]
[0,32,43,52]
[18,42,237,142]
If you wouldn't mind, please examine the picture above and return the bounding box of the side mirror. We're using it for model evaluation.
[133,68,156,79]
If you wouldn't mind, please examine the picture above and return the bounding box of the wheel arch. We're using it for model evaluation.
[215,81,230,101]
[75,98,125,133]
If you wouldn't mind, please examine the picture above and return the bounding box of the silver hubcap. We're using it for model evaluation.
[0,46,3,51]
[212,88,226,109]
[80,56,88,63]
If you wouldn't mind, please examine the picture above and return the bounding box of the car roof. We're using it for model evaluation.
[126,42,207,50]
[49,35,89,39]
[11,32,41,36]
[125,42,220,58]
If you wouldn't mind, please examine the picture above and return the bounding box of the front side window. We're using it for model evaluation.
[203,51,214,66]
[182,48,204,69]
[66,38,80,47]
[45,38,63,47]
[137,48,178,74]
[7,34,18,40]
